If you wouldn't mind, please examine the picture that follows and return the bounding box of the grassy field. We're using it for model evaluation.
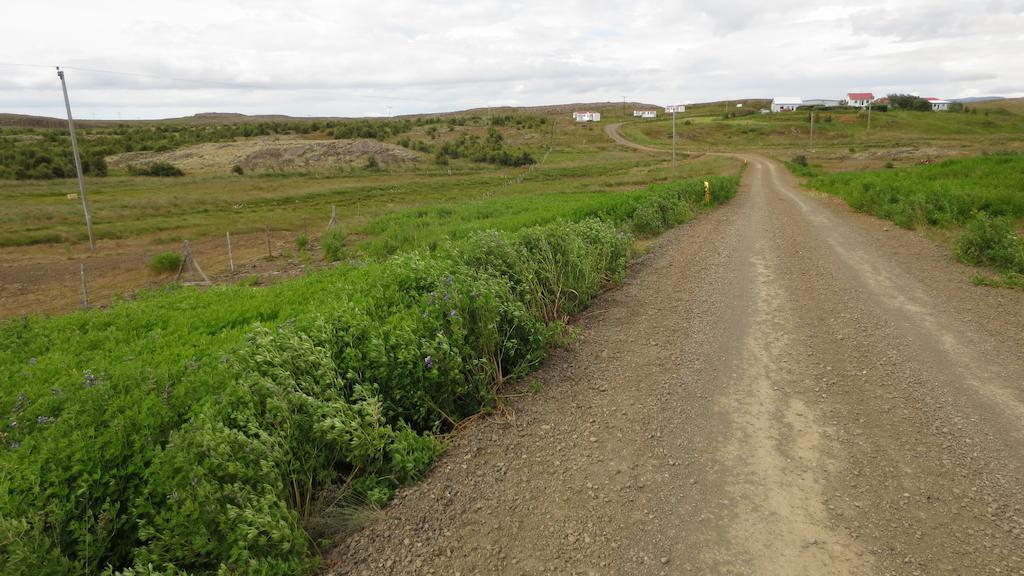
[0,107,735,249]
[0,105,737,316]
[792,153,1024,281]
[0,172,739,574]
[0,103,747,574]
[620,99,1024,160]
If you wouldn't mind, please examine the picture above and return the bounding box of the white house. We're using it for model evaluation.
[770,97,803,113]
[846,92,875,107]
[573,111,601,122]
[665,105,686,113]
[633,110,657,118]
[926,98,951,112]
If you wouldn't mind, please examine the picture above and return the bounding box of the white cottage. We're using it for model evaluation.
[573,111,602,122]
[770,97,803,113]
[926,98,950,112]
[665,105,686,113]
[846,92,875,107]
[633,110,657,118]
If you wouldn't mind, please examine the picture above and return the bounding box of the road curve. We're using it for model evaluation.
[327,154,1024,575]
[604,122,668,153]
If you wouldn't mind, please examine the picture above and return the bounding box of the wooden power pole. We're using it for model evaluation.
[57,67,95,251]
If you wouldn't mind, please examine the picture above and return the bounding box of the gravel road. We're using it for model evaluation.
[325,153,1024,575]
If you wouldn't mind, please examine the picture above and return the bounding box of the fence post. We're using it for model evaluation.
[79,262,88,309]
[265,226,272,257]
[226,231,234,273]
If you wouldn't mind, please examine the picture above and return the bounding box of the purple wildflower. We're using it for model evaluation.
[423,356,434,369]
[449,309,458,318]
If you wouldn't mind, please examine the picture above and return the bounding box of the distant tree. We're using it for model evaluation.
[888,94,931,111]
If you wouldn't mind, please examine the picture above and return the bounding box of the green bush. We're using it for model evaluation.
[295,233,309,252]
[955,212,1024,273]
[147,251,182,274]
[0,175,741,575]
[321,227,345,262]
[231,164,244,175]
[130,162,184,177]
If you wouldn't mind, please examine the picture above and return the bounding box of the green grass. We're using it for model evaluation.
[794,153,1024,278]
[620,104,1024,153]
[0,126,738,249]
[800,153,1024,228]
[0,171,740,575]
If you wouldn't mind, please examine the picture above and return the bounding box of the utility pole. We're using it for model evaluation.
[622,96,626,119]
[809,111,815,151]
[57,67,95,251]
[671,105,677,170]
[866,102,872,132]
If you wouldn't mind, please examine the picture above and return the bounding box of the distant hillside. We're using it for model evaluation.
[953,97,1005,104]
[0,102,671,128]
[0,113,66,129]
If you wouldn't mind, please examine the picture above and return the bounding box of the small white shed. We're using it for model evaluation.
[573,111,602,122]
[771,97,803,113]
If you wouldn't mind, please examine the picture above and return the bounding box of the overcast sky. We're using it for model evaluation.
[3,0,1023,119]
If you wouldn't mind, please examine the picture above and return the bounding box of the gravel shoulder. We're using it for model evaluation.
[325,154,1024,575]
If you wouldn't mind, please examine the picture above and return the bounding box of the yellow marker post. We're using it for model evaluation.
[703,181,711,205]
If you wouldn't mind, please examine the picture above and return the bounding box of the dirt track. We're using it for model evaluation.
[326,151,1024,574]
[603,123,667,153]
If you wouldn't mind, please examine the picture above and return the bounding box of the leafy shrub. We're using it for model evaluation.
[231,164,244,175]
[130,162,184,177]
[0,175,741,575]
[792,154,808,167]
[321,227,345,262]
[295,233,309,252]
[433,128,535,167]
[955,212,1024,273]
[364,155,379,170]
[147,251,182,274]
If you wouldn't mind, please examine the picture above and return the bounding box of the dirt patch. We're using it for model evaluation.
[106,137,422,174]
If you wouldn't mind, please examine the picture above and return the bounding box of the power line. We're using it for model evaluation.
[0,62,431,104]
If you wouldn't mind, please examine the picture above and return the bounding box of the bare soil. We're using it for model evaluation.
[0,230,318,317]
[325,154,1024,575]
[107,136,421,174]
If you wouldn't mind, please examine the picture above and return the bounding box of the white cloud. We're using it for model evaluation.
[1,0,1022,118]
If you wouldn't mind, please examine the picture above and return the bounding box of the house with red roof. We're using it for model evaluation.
[846,92,874,108]
[925,97,950,111]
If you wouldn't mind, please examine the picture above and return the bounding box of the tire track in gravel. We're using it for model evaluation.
[325,151,1024,575]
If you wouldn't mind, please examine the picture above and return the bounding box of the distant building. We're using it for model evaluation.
[770,97,803,113]
[573,111,602,122]
[664,105,686,113]
[803,98,842,107]
[926,98,950,111]
[846,92,875,107]
[873,97,890,106]
[633,110,657,118]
